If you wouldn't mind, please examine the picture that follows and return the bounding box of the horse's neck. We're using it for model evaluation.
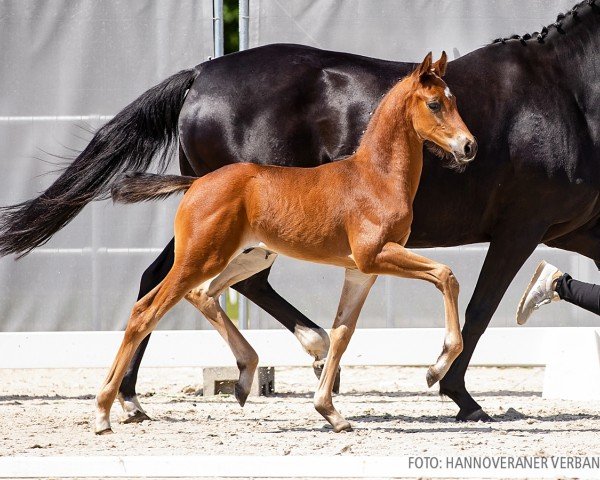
[532,4,600,109]
[565,8,600,121]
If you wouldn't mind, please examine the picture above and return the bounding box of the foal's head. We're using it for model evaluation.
[407,52,477,168]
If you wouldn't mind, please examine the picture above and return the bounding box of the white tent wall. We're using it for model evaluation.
[245,0,600,330]
[0,0,213,331]
[1,0,597,333]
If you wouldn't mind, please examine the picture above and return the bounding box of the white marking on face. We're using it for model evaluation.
[444,86,453,99]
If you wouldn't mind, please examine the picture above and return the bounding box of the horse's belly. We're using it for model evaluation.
[251,235,354,269]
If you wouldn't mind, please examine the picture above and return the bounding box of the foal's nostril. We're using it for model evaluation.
[464,140,477,159]
[464,141,472,157]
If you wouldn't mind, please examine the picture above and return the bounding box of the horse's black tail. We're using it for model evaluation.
[0,67,199,258]
[111,172,196,204]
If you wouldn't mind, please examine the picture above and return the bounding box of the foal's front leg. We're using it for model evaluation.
[358,242,463,387]
[314,268,376,432]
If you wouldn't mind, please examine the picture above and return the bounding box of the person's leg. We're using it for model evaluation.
[516,260,600,323]
[517,261,562,325]
[554,272,600,315]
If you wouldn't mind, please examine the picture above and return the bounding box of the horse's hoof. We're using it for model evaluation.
[333,420,352,433]
[456,408,495,423]
[426,366,440,387]
[234,382,249,408]
[95,427,114,435]
[121,410,151,424]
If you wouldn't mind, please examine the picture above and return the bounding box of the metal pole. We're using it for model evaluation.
[236,0,250,329]
[213,0,224,58]
[239,0,249,51]
[212,0,224,308]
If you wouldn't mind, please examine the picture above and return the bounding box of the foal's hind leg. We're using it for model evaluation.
[357,242,463,387]
[95,266,206,434]
[118,238,176,424]
[313,268,376,432]
[185,247,277,406]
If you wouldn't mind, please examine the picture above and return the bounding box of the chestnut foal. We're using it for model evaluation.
[96,52,476,434]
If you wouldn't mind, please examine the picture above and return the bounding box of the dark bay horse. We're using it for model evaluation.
[94,53,473,434]
[2,0,600,423]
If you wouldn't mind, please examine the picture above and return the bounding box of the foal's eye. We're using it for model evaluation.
[427,101,441,113]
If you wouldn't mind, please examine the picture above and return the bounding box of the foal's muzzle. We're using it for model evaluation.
[451,136,477,164]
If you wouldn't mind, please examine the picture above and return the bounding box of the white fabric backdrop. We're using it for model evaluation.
[0,0,212,331]
[2,0,596,332]
[246,0,600,330]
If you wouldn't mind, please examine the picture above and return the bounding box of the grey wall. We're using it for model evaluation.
[245,0,599,330]
[0,0,213,331]
[249,0,576,61]
[1,0,596,333]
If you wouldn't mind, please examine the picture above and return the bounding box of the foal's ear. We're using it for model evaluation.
[415,52,433,79]
[433,51,448,77]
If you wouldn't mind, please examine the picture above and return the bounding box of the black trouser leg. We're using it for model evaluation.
[555,273,600,315]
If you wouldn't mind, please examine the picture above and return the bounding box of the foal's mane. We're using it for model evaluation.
[492,0,599,45]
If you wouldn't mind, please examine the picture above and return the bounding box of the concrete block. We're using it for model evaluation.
[203,366,275,397]
[543,329,600,400]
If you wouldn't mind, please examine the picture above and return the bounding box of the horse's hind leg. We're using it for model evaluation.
[313,268,376,432]
[185,247,277,406]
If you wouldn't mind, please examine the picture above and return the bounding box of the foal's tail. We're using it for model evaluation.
[0,67,199,258]
[111,172,196,204]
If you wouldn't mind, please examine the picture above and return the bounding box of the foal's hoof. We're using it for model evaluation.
[456,408,495,423]
[121,410,152,424]
[333,420,353,433]
[95,427,114,435]
[234,382,249,408]
[426,366,441,388]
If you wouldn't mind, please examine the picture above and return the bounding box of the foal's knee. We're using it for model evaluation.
[434,264,459,294]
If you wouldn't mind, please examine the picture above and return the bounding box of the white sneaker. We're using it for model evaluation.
[516,261,561,325]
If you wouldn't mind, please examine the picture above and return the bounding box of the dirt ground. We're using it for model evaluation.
[1,365,599,457]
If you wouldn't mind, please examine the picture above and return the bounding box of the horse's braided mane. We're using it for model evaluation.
[492,0,599,45]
